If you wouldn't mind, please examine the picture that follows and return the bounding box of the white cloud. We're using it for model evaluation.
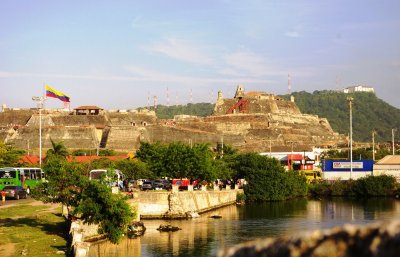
[220,50,316,79]
[144,37,214,65]
[222,51,287,77]
[285,31,301,38]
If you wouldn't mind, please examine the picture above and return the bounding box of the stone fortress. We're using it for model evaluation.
[0,85,347,155]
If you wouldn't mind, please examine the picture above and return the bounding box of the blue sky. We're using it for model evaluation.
[1,0,399,109]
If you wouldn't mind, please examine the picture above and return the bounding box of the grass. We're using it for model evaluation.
[0,201,69,257]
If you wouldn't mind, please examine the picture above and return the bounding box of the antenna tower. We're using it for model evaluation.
[153,96,157,111]
[166,87,170,106]
[288,74,291,95]
[147,91,150,110]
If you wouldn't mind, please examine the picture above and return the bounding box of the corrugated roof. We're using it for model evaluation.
[375,155,400,165]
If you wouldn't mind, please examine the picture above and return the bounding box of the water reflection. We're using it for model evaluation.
[89,198,400,257]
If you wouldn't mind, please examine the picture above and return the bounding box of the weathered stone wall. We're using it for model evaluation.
[106,112,157,126]
[131,190,240,219]
[105,126,141,151]
[216,219,400,257]
[135,191,170,217]
[51,115,107,127]
[5,126,98,154]
[0,109,35,126]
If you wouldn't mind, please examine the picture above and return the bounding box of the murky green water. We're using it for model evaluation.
[89,198,400,257]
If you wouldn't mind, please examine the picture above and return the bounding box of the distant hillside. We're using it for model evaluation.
[281,91,400,142]
[151,103,214,119]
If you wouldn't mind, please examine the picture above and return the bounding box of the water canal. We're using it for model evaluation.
[89,198,400,257]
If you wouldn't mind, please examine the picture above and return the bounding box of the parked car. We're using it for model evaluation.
[3,186,28,200]
[141,181,154,191]
[152,179,172,190]
[153,180,164,190]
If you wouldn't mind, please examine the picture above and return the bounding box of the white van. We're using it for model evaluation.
[89,169,125,189]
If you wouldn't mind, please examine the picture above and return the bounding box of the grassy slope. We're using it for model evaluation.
[0,200,68,257]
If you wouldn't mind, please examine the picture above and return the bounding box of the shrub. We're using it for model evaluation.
[307,175,398,198]
[353,175,397,197]
[234,153,307,201]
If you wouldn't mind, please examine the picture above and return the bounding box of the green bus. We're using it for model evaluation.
[0,167,45,193]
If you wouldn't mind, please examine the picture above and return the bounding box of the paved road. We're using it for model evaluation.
[0,196,36,208]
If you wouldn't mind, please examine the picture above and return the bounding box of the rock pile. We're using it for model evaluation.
[216,220,400,257]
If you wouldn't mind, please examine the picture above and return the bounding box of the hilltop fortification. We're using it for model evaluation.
[1,86,346,154]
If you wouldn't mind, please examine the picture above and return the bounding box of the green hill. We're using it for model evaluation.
[281,91,400,142]
[151,103,214,119]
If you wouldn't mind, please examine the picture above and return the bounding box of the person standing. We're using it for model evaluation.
[1,190,6,205]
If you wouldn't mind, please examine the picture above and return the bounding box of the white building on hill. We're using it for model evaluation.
[343,85,375,93]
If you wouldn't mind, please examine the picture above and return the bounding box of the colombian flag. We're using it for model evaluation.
[45,85,70,102]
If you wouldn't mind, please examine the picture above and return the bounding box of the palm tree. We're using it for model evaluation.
[46,139,69,159]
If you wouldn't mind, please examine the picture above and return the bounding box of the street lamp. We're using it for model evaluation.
[347,96,353,179]
[32,96,46,167]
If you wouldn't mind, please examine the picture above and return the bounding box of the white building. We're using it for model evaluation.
[373,155,400,182]
[343,85,375,94]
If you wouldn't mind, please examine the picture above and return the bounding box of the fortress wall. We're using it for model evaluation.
[173,122,218,133]
[106,126,141,151]
[247,99,278,114]
[213,99,237,115]
[51,115,107,126]
[206,114,271,123]
[107,113,157,126]
[0,128,11,141]
[0,110,35,126]
[275,100,301,114]
[215,122,251,135]
[6,126,98,153]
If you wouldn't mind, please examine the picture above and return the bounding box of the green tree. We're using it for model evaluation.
[136,142,167,175]
[0,142,25,166]
[33,158,135,243]
[231,153,307,201]
[89,158,116,170]
[46,139,69,159]
[74,180,134,244]
[33,159,88,214]
[115,159,154,180]
[137,142,219,181]
[99,149,117,156]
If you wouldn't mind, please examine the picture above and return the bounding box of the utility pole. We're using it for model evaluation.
[347,96,354,179]
[372,130,376,161]
[392,128,397,155]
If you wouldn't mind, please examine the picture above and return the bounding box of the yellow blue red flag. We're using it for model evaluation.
[45,85,70,102]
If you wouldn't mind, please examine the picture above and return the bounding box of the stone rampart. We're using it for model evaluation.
[216,219,400,257]
[5,126,98,154]
[105,126,141,151]
[0,109,35,126]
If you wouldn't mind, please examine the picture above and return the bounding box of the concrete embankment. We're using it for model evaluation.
[70,189,241,257]
[129,189,241,219]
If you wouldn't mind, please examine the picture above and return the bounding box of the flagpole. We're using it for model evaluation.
[32,86,46,167]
